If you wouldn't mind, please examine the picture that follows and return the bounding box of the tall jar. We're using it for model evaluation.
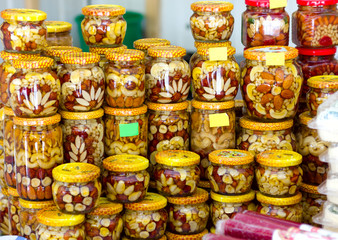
[241,46,303,121]
[10,57,60,118]
[104,105,148,157]
[0,9,47,53]
[7,187,20,236]
[192,46,240,101]
[89,44,127,69]
[134,38,171,65]
[0,188,9,235]
[81,4,127,47]
[242,0,289,47]
[44,46,82,72]
[45,21,73,46]
[59,52,105,112]
[14,114,64,201]
[105,49,145,108]
[190,1,234,42]
[146,46,191,103]
[4,107,16,188]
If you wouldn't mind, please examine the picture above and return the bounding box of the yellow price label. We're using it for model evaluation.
[269,0,287,9]
[209,113,230,128]
[266,52,285,66]
[209,47,228,61]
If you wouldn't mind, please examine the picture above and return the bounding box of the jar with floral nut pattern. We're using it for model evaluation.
[123,193,168,239]
[45,21,72,46]
[104,105,148,157]
[59,52,105,112]
[19,199,54,240]
[85,197,123,240]
[154,150,200,197]
[52,163,101,214]
[81,4,126,47]
[4,107,16,188]
[105,49,145,108]
[0,141,4,189]
[190,1,234,42]
[7,187,20,236]
[0,9,47,53]
[241,46,303,121]
[102,155,150,203]
[166,229,208,240]
[89,44,127,69]
[36,206,85,240]
[44,46,82,72]
[0,188,9,235]
[134,38,171,65]
[147,46,191,103]
[256,150,303,197]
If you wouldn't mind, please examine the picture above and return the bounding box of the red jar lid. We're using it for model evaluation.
[245,0,270,7]
[297,0,337,6]
[296,47,336,56]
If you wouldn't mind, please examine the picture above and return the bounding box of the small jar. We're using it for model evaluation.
[102,155,150,203]
[190,1,234,42]
[166,229,208,240]
[89,44,127,69]
[7,187,20,236]
[134,38,171,65]
[123,193,168,239]
[10,57,60,117]
[0,188,9,235]
[0,9,47,53]
[59,52,105,112]
[45,21,73,46]
[292,0,338,48]
[52,163,101,214]
[36,207,85,240]
[146,46,191,103]
[104,105,148,157]
[81,4,126,47]
[167,188,209,234]
[44,46,82,72]
[256,150,303,197]
[154,150,200,197]
[0,140,4,188]
[105,49,145,108]
[4,107,16,188]
[256,192,303,222]
[242,0,290,47]
[207,149,255,195]
[60,109,104,169]
[237,117,296,156]
[85,197,124,240]
[241,46,303,121]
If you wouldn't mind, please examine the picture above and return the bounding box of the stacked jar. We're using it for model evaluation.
[133,38,171,65]
[45,21,73,46]
[89,44,127,69]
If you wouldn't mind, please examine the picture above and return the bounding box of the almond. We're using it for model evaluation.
[282,75,294,89]
[275,69,284,83]
[256,84,271,93]
[27,185,37,200]
[281,89,294,99]
[274,95,283,110]
[261,72,274,80]
[261,93,274,105]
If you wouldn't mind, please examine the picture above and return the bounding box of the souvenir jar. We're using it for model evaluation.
[166,229,208,240]
[134,38,171,65]
[45,21,73,46]
[0,188,9,235]
[44,46,82,72]
[7,187,20,235]
[89,44,127,69]
[3,107,15,188]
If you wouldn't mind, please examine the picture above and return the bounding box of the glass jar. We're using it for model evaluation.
[146,46,191,103]
[166,229,208,240]
[60,109,104,169]
[45,21,73,46]
[167,188,209,234]
[10,57,60,117]
[123,193,168,239]
[89,44,127,69]
[7,187,20,235]
[4,107,15,188]
[105,49,145,108]
[85,197,123,240]
[44,46,82,72]
[256,192,303,222]
[207,149,255,195]
[52,162,101,214]
[242,0,289,47]
[256,150,303,197]
[0,141,4,189]
[0,188,9,236]
[154,150,200,197]
[190,1,234,42]
[102,155,150,203]
[81,4,127,47]
[0,9,47,53]
[292,0,338,48]
[36,207,85,240]
[237,117,296,156]
[241,46,303,121]
[104,105,148,157]
[134,38,171,65]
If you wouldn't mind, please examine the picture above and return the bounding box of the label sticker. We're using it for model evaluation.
[266,52,285,66]
[209,113,229,127]
[269,0,287,9]
[119,122,139,137]
[209,47,228,61]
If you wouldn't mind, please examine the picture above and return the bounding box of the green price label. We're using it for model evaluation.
[119,122,139,137]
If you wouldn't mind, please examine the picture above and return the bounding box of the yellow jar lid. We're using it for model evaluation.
[19,199,54,209]
[12,56,53,69]
[59,108,104,120]
[209,149,254,165]
[106,49,145,62]
[301,183,320,195]
[191,1,233,12]
[4,107,14,116]
[244,46,298,61]
[166,229,208,240]
[45,46,82,58]
[103,155,149,172]
[148,46,186,58]
[89,45,127,55]
[307,75,338,89]
[194,41,232,49]
[88,197,123,216]
[124,193,167,211]
[239,117,293,131]
[37,207,85,227]
[45,21,72,33]
[167,188,208,205]
[211,190,255,203]
[82,4,126,16]
[197,46,236,57]
[52,163,100,183]
[8,187,19,197]
[1,9,47,21]
[147,101,189,111]
[14,114,61,126]
[1,188,8,197]
[60,52,100,65]
[256,150,302,167]
[134,38,171,50]
[299,111,313,125]
[192,100,235,110]
[155,150,200,167]
[104,105,147,116]
[0,51,36,61]
[198,180,211,189]
[257,192,302,206]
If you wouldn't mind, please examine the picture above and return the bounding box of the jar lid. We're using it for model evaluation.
[239,117,293,131]
[106,49,145,62]
[45,21,72,33]
[198,180,211,189]
[124,193,167,211]
[191,100,235,110]
[19,199,54,209]
[88,197,123,216]
[8,187,19,197]
[307,75,338,89]
[256,192,302,206]
[156,150,200,167]
[297,0,337,6]
[244,46,298,61]
[1,188,8,197]
[147,101,189,111]
[197,46,236,56]
[4,107,14,116]
[296,47,336,56]
[52,163,100,183]
[134,38,171,50]
[148,46,186,58]
[82,4,126,16]
[166,229,208,240]
[194,41,232,49]
[211,190,255,203]
[167,188,209,205]
[89,45,127,55]
[103,155,149,172]
[14,114,61,126]
[245,0,271,7]
[60,52,100,65]
[1,9,47,21]
[59,108,104,120]
[256,150,302,167]
[37,207,85,227]
[45,46,82,58]
[0,51,35,61]
[299,111,313,125]
[104,105,147,116]
[209,149,254,165]
[12,56,54,69]
[301,183,320,194]
[191,1,234,12]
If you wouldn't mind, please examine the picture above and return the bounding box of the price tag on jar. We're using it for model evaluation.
[209,113,230,127]
[266,52,285,66]
[209,47,228,61]
[119,122,139,137]
[269,0,287,9]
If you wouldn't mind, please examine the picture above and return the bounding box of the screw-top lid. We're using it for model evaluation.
[297,0,337,6]
[4,107,14,116]
[59,108,104,120]
[61,52,100,65]
[192,100,235,110]
[14,114,61,126]
[19,199,54,209]
[124,192,167,211]
[134,38,171,51]
[147,101,189,111]
[299,111,313,125]
[194,41,232,49]
[45,46,82,58]
[191,1,234,12]
[167,188,208,205]
[45,21,72,33]
[197,46,236,56]
[89,45,127,55]
[244,46,298,61]
[245,0,280,7]
[257,192,302,206]
[103,155,149,172]
[88,197,123,216]
[296,47,336,56]
[12,56,53,69]
[301,183,320,195]
[0,51,36,61]
[166,229,208,240]
[209,149,254,165]
[148,46,186,58]
[52,163,100,183]
[239,117,293,131]
[155,150,200,167]
[256,150,302,167]
[104,105,147,116]
[8,187,19,197]
[37,207,85,227]
[106,49,145,62]
[1,9,47,21]
[82,4,126,16]
[307,75,338,89]
[211,190,255,203]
